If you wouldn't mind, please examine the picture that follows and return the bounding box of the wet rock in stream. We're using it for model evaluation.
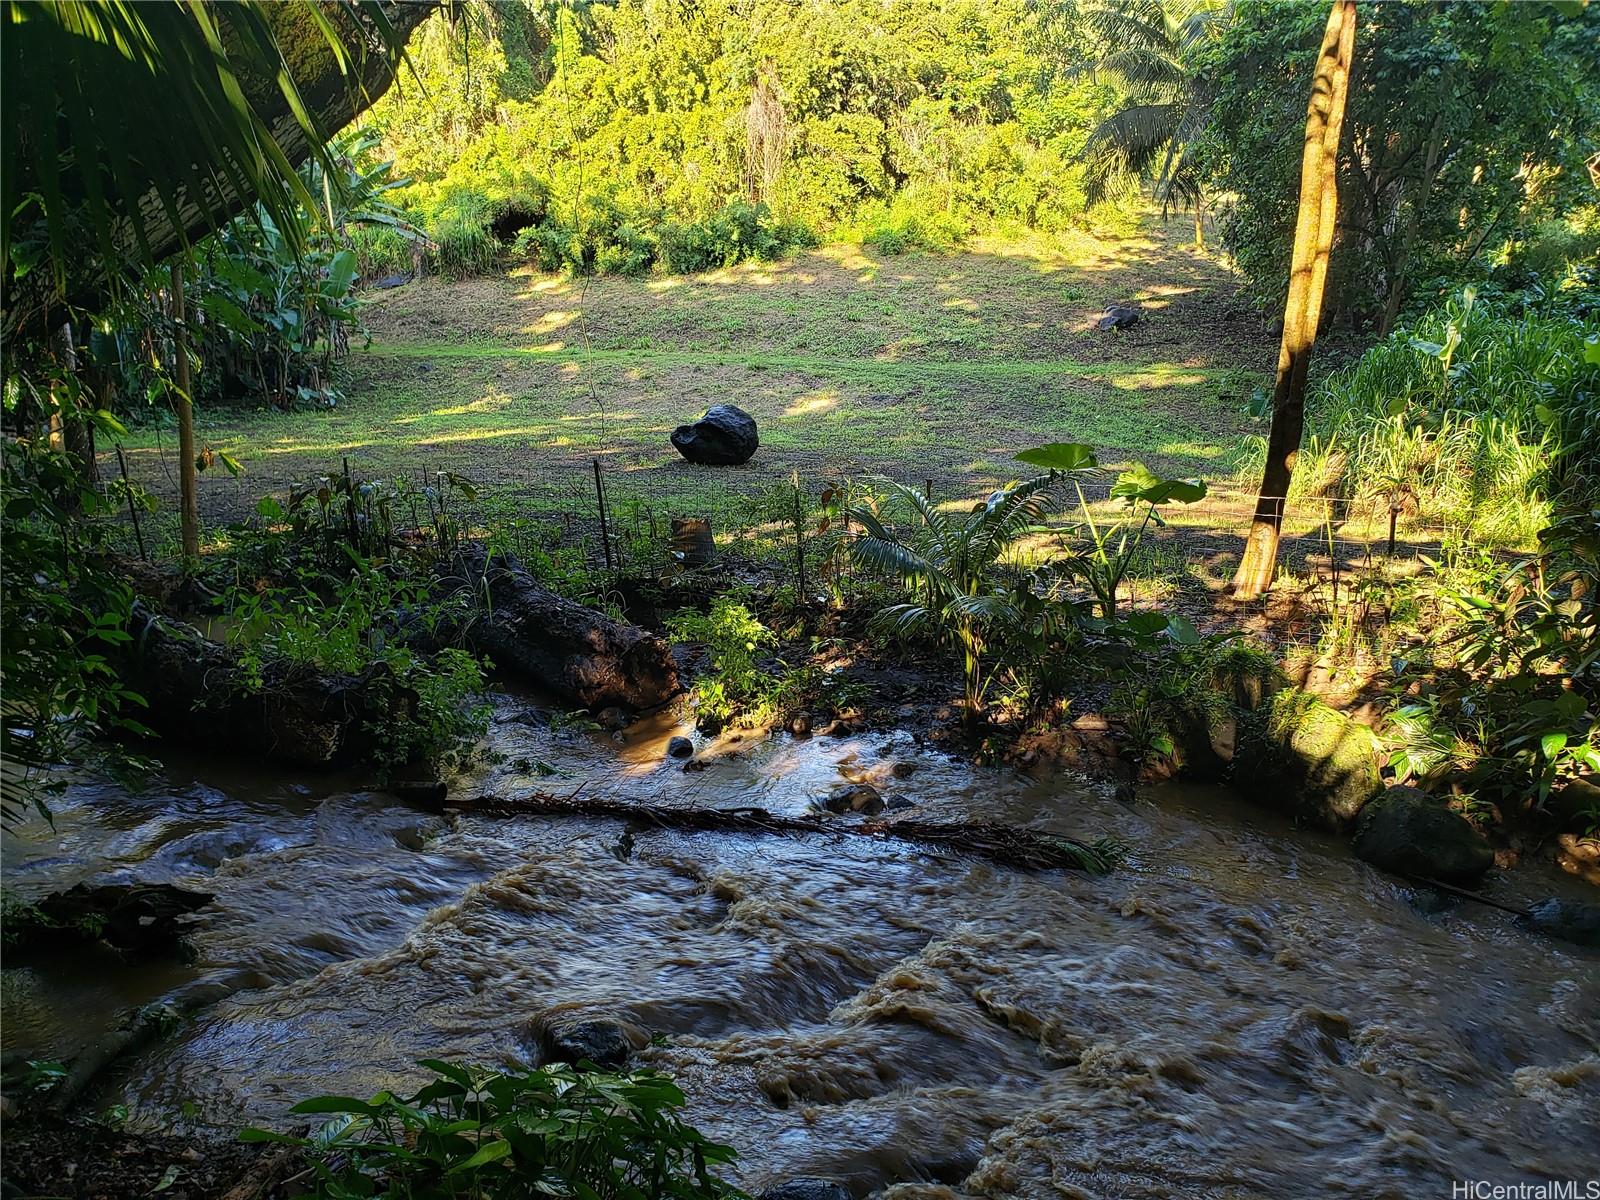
[666,735,696,760]
[825,783,884,815]
[537,1016,646,1069]
[1353,785,1493,883]
[760,1179,852,1200]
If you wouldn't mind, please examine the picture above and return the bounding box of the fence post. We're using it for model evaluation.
[593,458,613,573]
[792,471,806,598]
[116,446,146,561]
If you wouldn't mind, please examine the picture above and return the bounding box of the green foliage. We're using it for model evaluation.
[2,1,413,299]
[0,411,152,824]
[1047,459,1207,620]
[1201,0,1600,327]
[1299,290,1600,547]
[216,565,490,776]
[1074,0,1231,214]
[355,0,1131,278]
[849,473,1063,721]
[1385,504,1599,811]
[668,595,782,729]
[1099,614,1274,763]
[241,1060,743,1200]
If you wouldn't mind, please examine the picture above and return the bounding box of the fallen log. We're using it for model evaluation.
[453,792,1120,873]
[122,603,418,768]
[441,547,679,712]
[4,882,213,956]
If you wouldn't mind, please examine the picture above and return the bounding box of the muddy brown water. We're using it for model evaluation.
[4,696,1598,1197]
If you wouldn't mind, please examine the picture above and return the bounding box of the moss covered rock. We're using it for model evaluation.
[1353,786,1493,883]
[1232,689,1381,831]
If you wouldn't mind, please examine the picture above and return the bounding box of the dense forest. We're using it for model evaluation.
[2,1,1599,1198]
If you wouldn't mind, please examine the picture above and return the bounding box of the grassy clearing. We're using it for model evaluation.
[118,219,1274,525]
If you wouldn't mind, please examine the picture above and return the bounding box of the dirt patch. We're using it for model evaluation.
[1,1113,286,1200]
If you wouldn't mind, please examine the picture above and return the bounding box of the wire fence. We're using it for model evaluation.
[110,443,1468,653]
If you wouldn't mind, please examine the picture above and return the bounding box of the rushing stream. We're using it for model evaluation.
[5,694,1598,1197]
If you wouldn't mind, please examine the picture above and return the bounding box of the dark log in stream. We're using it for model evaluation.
[123,603,418,768]
[5,882,212,956]
[453,792,1119,873]
[441,547,679,711]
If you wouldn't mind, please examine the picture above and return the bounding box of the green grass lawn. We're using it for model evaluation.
[118,219,1274,529]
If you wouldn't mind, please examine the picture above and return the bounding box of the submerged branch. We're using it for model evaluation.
[453,792,1121,873]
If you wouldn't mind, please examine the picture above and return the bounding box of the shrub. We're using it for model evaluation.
[347,224,417,282]
[668,594,781,729]
[1298,291,1600,548]
[856,197,967,255]
[242,1060,743,1200]
[430,215,500,279]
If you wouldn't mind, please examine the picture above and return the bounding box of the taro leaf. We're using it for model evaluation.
[1112,463,1206,505]
[1165,615,1201,644]
[1014,443,1097,472]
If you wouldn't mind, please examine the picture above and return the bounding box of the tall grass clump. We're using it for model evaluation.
[1298,289,1600,548]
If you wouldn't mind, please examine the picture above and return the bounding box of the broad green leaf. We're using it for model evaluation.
[1540,732,1568,759]
[1165,615,1200,644]
[1014,443,1098,472]
[325,249,358,295]
[447,1139,513,1173]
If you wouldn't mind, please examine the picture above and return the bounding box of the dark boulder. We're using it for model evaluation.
[671,404,759,466]
[760,1181,851,1200]
[1518,898,1600,948]
[538,1016,644,1070]
[5,883,213,956]
[1353,786,1493,883]
[824,783,884,815]
[666,735,695,760]
[1096,304,1142,332]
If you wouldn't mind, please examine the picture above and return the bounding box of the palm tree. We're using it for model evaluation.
[1075,0,1232,240]
[848,476,1058,726]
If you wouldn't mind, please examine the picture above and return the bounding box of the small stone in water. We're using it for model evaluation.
[825,783,883,815]
[760,1180,852,1200]
[666,736,695,760]
[890,761,917,779]
[540,1017,638,1070]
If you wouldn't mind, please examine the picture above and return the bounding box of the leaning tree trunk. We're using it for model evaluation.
[1231,0,1357,601]
[170,261,199,559]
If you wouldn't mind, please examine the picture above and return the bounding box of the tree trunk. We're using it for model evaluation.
[1377,117,1448,337]
[1231,0,1357,601]
[171,261,199,559]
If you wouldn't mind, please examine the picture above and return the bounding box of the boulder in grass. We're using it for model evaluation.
[1352,786,1494,883]
[670,404,759,466]
[1096,304,1142,332]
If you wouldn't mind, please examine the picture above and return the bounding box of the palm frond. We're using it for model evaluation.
[1082,102,1181,206]
[848,534,954,603]
[970,475,1056,565]
[3,0,428,298]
